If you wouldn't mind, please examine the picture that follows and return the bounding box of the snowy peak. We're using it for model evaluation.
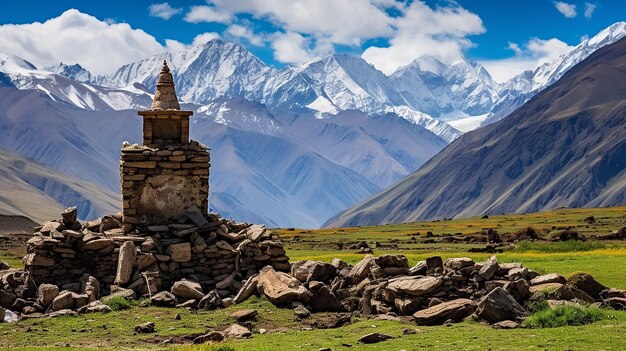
[45,63,92,82]
[0,52,38,74]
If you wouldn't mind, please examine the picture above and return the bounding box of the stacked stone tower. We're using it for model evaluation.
[120,60,210,230]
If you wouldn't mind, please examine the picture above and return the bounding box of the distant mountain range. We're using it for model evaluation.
[324,35,626,228]
[0,22,625,227]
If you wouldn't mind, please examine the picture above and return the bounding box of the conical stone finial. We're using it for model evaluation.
[151,60,181,110]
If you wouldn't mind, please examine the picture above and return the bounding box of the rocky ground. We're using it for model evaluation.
[2,209,626,347]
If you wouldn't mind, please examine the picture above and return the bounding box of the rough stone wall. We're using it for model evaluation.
[23,209,290,297]
[120,141,209,227]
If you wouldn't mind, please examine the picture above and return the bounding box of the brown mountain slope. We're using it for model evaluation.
[324,37,626,227]
[0,150,119,223]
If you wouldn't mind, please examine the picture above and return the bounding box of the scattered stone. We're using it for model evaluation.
[493,320,520,329]
[61,207,78,226]
[193,331,224,343]
[387,276,442,297]
[224,323,252,339]
[358,332,393,344]
[257,266,309,306]
[479,256,499,280]
[413,299,477,325]
[233,275,258,304]
[51,291,74,311]
[77,301,112,314]
[151,291,177,307]
[230,309,258,322]
[294,304,311,319]
[171,280,204,300]
[476,287,528,323]
[37,284,59,308]
[134,322,155,333]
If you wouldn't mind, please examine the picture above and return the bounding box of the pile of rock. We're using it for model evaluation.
[243,254,626,328]
[1,207,289,316]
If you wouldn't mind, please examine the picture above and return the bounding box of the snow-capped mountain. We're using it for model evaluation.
[45,62,93,82]
[0,52,151,111]
[485,21,626,125]
[390,55,500,118]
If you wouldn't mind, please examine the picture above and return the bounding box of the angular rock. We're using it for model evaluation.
[358,333,393,344]
[23,253,55,267]
[387,276,442,297]
[193,331,224,343]
[413,298,477,325]
[198,290,222,310]
[530,273,566,286]
[115,241,136,286]
[246,224,267,242]
[224,323,252,339]
[292,260,337,284]
[293,304,311,318]
[100,216,122,233]
[567,273,607,300]
[77,301,112,314]
[61,207,78,226]
[151,291,176,307]
[331,258,349,270]
[51,291,74,311]
[444,257,474,271]
[493,320,520,329]
[257,266,309,306]
[426,256,443,271]
[230,309,258,322]
[37,284,60,308]
[508,267,528,281]
[309,281,343,312]
[529,282,564,294]
[479,256,499,280]
[233,275,258,304]
[347,254,375,283]
[375,255,409,268]
[476,287,528,323]
[185,206,209,227]
[550,285,595,303]
[167,243,191,263]
[171,280,204,300]
[83,238,114,251]
[604,297,626,310]
[134,322,155,333]
[503,279,530,302]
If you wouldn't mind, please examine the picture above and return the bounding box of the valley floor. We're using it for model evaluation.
[1,206,626,350]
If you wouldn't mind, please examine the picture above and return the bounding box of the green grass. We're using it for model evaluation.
[103,295,138,311]
[524,305,608,328]
[2,206,626,350]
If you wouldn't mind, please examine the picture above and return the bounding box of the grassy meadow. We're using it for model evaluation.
[1,206,626,350]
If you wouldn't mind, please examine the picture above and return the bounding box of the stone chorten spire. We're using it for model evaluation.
[151,60,180,110]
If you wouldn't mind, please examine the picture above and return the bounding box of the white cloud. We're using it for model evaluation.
[271,32,327,65]
[584,3,597,19]
[184,5,232,24]
[208,0,393,46]
[361,1,485,74]
[481,37,575,82]
[554,1,577,18]
[148,2,182,20]
[164,32,220,52]
[0,9,172,74]
[225,24,264,46]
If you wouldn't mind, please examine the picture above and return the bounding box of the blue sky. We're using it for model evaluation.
[0,0,624,81]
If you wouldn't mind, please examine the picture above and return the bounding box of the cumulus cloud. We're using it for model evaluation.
[481,37,575,82]
[148,2,182,20]
[184,5,232,24]
[270,32,316,64]
[0,9,175,74]
[225,24,264,46]
[165,32,220,52]
[584,3,597,19]
[207,0,393,45]
[361,1,485,74]
[554,1,577,18]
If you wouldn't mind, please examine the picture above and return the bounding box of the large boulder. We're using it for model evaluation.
[413,298,477,325]
[291,260,337,284]
[308,281,343,312]
[51,291,74,311]
[257,266,309,306]
[114,241,136,286]
[171,280,204,300]
[151,291,177,307]
[479,256,499,280]
[37,284,59,308]
[387,276,442,297]
[224,323,252,339]
[530,273,566,286]
[476,287,528,323]
[567,273,607,300]
[346,255,375,283]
